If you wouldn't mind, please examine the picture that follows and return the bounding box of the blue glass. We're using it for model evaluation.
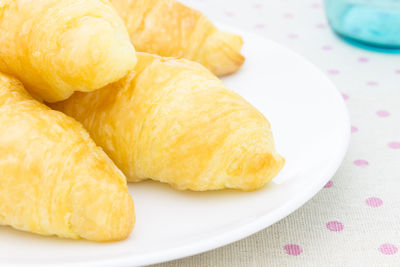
[324,0,400,50]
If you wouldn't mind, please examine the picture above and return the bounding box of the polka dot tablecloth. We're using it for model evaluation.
[154,0,400,266]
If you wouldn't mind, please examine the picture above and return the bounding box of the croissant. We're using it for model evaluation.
[0,0,136,102]
[110,0,244,76]
[51,53,284,191]
[0,73,134,241]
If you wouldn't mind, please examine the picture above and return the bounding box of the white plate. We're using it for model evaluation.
[0,30,350,266]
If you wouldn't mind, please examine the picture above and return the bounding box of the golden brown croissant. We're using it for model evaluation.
[110,0,244,76]
[0,73,134,241]
[51,53,284,191]
[0,0,136,102]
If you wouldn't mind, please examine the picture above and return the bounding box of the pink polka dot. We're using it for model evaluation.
[311,3,322,8]
[283,13,294,19]
[254,24,265,29]
[351,126,358,133]
[225,11,234,17]
[284,244,303,256]
[367,81,379,86]
[322,45,333,50]
[388,142,400,149]
[379,244,398,255]
[354,159,369,167]
[328,69,340,75]
[324,180,333,188]
[342,93,349,100]
[316,23,327,29]
[358,57,369,63]
[288,33,298,39]
[326,221,344,232]
[395,69,400,74]
[365,197,383,207]
[376,110,390,117]
[253,3,262,9]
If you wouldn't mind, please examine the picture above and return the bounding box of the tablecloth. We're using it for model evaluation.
[153,0,400,266]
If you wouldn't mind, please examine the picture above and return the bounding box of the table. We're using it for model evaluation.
[154,0,400,266]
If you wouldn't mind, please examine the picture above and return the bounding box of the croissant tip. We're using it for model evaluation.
[205,31,245,76]
[71,187,135,242]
